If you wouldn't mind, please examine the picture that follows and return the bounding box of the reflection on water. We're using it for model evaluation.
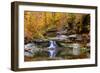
[24,39,90,61]
[48,40,57,58]
[24,34,83,57]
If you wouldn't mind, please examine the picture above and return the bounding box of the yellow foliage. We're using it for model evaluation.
[24,11,89,40]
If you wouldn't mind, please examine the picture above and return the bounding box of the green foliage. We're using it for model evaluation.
[24,11,90,41]
[33,51,48,57]
[67,13,76,24]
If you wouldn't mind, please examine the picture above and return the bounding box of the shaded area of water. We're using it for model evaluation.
[24,39,90,61]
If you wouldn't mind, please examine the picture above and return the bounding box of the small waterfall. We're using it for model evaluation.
[48,40,57,58]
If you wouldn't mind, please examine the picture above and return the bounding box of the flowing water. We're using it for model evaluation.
[48,40,57,58]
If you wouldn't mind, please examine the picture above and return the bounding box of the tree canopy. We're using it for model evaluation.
[24,11,90,42]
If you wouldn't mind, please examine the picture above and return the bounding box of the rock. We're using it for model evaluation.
[72,43,80,55]
[24,43,39,57]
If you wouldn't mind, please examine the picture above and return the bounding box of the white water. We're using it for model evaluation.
[48,40,57,58]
